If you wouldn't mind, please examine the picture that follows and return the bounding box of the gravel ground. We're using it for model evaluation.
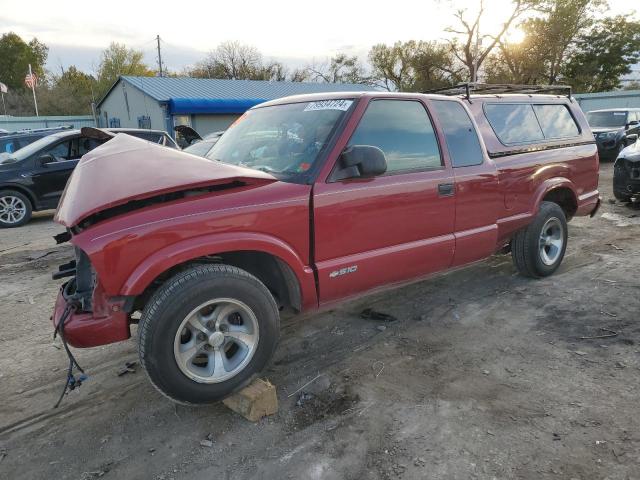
[0,162,638,480]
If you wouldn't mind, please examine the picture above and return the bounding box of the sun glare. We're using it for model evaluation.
[505,26,526,44]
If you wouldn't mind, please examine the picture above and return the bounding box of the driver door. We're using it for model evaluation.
[312,98,456,304]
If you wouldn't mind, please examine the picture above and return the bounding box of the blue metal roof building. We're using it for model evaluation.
[96,76,375,139]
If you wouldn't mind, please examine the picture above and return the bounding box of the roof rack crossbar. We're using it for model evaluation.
[423,83,572,100]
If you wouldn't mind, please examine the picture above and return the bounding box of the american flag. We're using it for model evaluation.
[25,73,37,89]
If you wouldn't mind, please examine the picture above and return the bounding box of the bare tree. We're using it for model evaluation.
[305,53,369,84]
[447,0,540,81]
[189,41,287,81]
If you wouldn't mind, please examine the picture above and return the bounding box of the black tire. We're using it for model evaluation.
[613,189,632,203]
[0,190,32,228]
[138,264,280,405]
[613,163,632,202]
[511,201,568,278]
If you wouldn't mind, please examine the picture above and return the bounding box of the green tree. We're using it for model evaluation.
[97,42,154,98]
[369,40,462,91]
[39,66,97,115]
[563,16,640,92]
[484,0,604,85]
[0,32,48,90]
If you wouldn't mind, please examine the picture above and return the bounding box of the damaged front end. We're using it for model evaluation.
[614,147,640,201]
[52,244,131,348]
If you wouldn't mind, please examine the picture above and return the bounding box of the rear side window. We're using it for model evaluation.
[348,99,442,173]
[532,105,579,139]
[484,104,544,144]
[485,103,580,145]
[431,100,484,167]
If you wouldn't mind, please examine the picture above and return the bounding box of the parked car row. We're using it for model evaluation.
[0,123,227,227]
[586,108,640,161]
[0,127,178,227]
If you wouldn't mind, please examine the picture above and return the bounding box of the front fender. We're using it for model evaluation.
[120,231,317,308]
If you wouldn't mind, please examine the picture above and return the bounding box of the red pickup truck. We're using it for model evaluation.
[51,87,600,404]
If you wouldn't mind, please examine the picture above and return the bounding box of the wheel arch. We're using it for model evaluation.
[120,233,315,313]
[535,179,578,220]
[0,184,37,210]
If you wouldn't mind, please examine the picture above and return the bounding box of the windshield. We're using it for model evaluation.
[587,111,628,128]
[0,133,63,164]
[205,99,353,177]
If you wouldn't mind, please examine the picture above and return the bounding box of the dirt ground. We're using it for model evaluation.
[1,162,639,480]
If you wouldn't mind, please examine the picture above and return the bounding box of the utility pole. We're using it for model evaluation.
[156,35,163,77]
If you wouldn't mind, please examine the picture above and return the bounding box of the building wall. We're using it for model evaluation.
[98,81,166,131]
[191,114,240,135]
[575,91,640,112]
[0,115,95,132]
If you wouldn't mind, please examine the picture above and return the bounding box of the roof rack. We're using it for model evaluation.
[424,83,572,100]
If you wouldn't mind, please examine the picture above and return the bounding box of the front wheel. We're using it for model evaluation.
[0,190,32,228]
[511,201,568,278]
[138,264,280,404]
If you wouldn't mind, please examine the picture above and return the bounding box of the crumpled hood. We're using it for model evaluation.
[55,133,277,227]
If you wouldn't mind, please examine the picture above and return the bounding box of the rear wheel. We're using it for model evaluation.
[512,201,568,278]
[138,264,280,404]
[0,190,32,228]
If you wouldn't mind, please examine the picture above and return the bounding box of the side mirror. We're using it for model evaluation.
[336,145,387,180]
[627,120,639,127]
[626,133,638,144]
[37,154,55,166]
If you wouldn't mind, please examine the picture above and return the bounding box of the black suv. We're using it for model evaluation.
[586,109,640,161]
[0,128,178,227]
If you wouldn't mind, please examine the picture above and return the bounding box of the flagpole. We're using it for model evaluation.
[28,64,39,117]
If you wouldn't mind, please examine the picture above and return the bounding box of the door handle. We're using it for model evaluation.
[438,182,455,197]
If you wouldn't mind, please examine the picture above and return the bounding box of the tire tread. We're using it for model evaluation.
[138,263,278,405]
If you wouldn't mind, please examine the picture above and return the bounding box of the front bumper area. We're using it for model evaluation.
[52,280,131,348]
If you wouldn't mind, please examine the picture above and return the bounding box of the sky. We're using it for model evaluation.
[0,0,635,75]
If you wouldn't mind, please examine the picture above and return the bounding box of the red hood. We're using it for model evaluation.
[55,133,277,227]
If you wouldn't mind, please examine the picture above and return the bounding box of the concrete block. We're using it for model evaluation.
[222,378,278,422]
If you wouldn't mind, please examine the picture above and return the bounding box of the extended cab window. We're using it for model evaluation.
[486,103,580,145]
[532,105,579,139]
[431,100,484,167]
[348,100,441,173]
[484,104,544,145]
